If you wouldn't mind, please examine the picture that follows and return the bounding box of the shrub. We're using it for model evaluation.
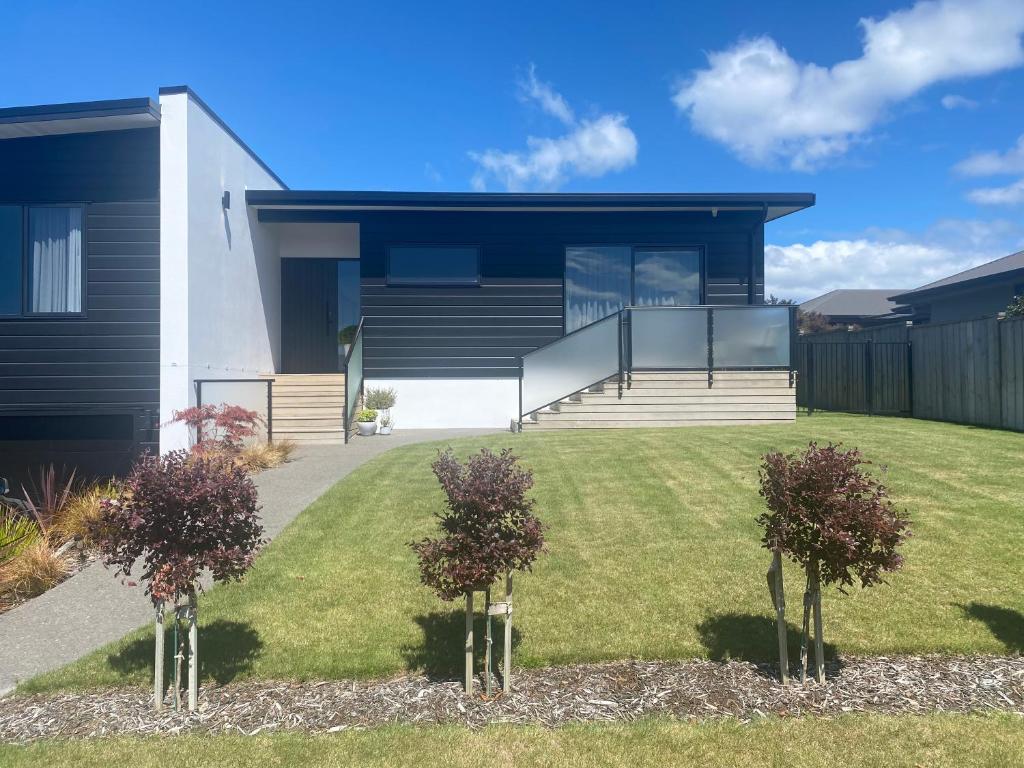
[21,464,78,536]
[172,404,263,452]
[50,482,117,545]
[357,408,378,423]
[798,311,843,334]
[338,324,359,345]
[758,442,910,592]
[0,511,39,566]
[0,540,71,605]
[365,387,397,411]
[236,440,297,472]
[1006,295,1024,318]
[411,448,545,601]
[90,450,264,603]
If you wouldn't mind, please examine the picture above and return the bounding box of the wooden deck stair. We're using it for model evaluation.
[522,371,795,429]
[262,374,347,443]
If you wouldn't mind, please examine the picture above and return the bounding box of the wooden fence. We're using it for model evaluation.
[796,315,1024,431]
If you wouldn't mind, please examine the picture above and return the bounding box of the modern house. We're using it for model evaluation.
[889,250,1024,324]
[0,87,814,478]
[800,289,909,328]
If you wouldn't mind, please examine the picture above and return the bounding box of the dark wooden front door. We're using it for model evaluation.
[281,259,340,373]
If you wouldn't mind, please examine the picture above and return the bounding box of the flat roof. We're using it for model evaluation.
[246,190,815,221]
[0,97,160,139]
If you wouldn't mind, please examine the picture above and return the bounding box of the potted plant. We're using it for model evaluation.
[379,414,394,435]
[365,387,397,427]
[356,408,378,436]
[338,325,359,357]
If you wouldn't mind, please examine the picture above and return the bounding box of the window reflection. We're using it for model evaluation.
[633,249,701,307]
[564,246,631,332]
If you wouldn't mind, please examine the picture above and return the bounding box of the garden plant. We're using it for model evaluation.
[758,442,910,683]
[411,448,545,694]
[90,451,264,710]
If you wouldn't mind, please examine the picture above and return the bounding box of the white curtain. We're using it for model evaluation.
[30,207,82,313]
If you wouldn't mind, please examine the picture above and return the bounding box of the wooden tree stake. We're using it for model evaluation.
[187,594,198,711]
[504,572,513,694]
[464,591,474,695]
[800,577,812,686]
[153,601,165,711]
[768,552,789,685]
[811,566,825,684]
[484,587,493,698]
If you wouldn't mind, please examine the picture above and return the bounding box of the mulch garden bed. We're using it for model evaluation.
[2,655,1021,741]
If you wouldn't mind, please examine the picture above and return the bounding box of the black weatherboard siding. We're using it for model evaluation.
[267,208,765,378]
[0,127,160,481]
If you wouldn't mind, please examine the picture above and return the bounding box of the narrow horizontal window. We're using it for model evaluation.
[387,246,480,286]
[0,206,21,316]
[28,206,83,314]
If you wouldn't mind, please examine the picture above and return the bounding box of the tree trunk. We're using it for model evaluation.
[464,591,474,695]
[800,571,812,685]
[811,564,825,684]
[770,552,789,685]
[504,572,513,694]
[188,594,198,711]
[485,587,493,698]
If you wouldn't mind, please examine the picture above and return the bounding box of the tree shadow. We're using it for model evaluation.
[960,603,1024,653]
[697,612,839,673]
[107,619,264,687]
[401,610,522,681]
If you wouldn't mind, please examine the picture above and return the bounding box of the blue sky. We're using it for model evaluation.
[2,0,1024,299]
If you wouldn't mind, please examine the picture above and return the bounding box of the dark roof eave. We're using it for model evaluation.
[245,190,815,218]
[889,265,1024,303]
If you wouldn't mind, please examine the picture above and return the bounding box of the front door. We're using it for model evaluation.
[281,259,360,373]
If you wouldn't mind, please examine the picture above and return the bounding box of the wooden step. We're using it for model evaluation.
[523,418,790,429]
[550,402,797,414]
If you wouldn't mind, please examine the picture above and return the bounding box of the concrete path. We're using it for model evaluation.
[0,429,497,695]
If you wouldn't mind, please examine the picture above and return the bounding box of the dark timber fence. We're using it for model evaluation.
[796,314,1024,431]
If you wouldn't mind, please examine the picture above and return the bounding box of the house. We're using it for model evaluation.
[0,87,814,479]
[800,289,910,328]
[889,250,1024,324]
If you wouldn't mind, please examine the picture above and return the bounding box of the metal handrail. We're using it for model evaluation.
[194,377,274,444]
[517,304,797,424]
[342,318,366,444]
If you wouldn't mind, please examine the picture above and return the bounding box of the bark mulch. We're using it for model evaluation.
[1,655,1021,742]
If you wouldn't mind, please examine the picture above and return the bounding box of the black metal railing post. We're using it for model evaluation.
[517,356,524,432]
[617,311,624,399]
[706,307,715,388]
[266,379,274,443]
[194,379,204,443]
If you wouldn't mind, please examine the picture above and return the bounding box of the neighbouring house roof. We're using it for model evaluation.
[245,190,815,221]
[890,250,1024,304]
[0,97,160,139]
[800,289,907,319]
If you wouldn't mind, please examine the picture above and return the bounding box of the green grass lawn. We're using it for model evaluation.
[3,715,1023,767]
[23,413,1024,692]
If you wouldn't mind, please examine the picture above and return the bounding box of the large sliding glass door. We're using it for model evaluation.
[564,246,703,332]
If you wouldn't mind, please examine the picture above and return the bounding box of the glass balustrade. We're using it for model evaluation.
[713,306,791,368]
[629,307,709,369]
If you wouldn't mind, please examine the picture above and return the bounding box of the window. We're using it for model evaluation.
[565,246,631,332]
[0,205,84,317]
[0,206,21,316]
[563,245,705,332]
[387,246,479,285]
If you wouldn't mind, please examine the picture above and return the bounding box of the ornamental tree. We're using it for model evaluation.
[411,448,545,602]
[91,450,264,602]
[758,442,909,682]
[171,404,262,453]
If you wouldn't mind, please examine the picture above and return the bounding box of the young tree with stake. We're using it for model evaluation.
[411,448,545,695]
[758,442,909,684]
[91,451,264,710]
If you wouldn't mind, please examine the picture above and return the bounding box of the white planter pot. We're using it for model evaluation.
[379,425,393,435]
[357,421,378,436]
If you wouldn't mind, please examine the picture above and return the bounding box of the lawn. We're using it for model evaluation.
[22,413,1024,692]
[2,715,1023,767]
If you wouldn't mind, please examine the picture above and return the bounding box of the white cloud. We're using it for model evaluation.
[767,218,1024,300]
[520,64,575,125]
[954,135,1024,205]
[940,94,978,109]
[470,68,638,191]
[955,134,1024,175]
[673,0,1024,171]
[967,178,1024,205]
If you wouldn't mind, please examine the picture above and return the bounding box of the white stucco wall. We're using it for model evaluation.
[275,222,359,260]
[159,90,285,452]
[364,378,519,429]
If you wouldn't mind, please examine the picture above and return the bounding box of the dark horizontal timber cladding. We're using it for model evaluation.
[344,208,764,378]
[0,128,160,461]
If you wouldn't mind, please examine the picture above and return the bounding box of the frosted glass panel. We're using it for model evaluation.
[346,331,363,425]
[713,307,791,367]
[522,313,619,414]
[197,380,271,441]
[630,309,708,368]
